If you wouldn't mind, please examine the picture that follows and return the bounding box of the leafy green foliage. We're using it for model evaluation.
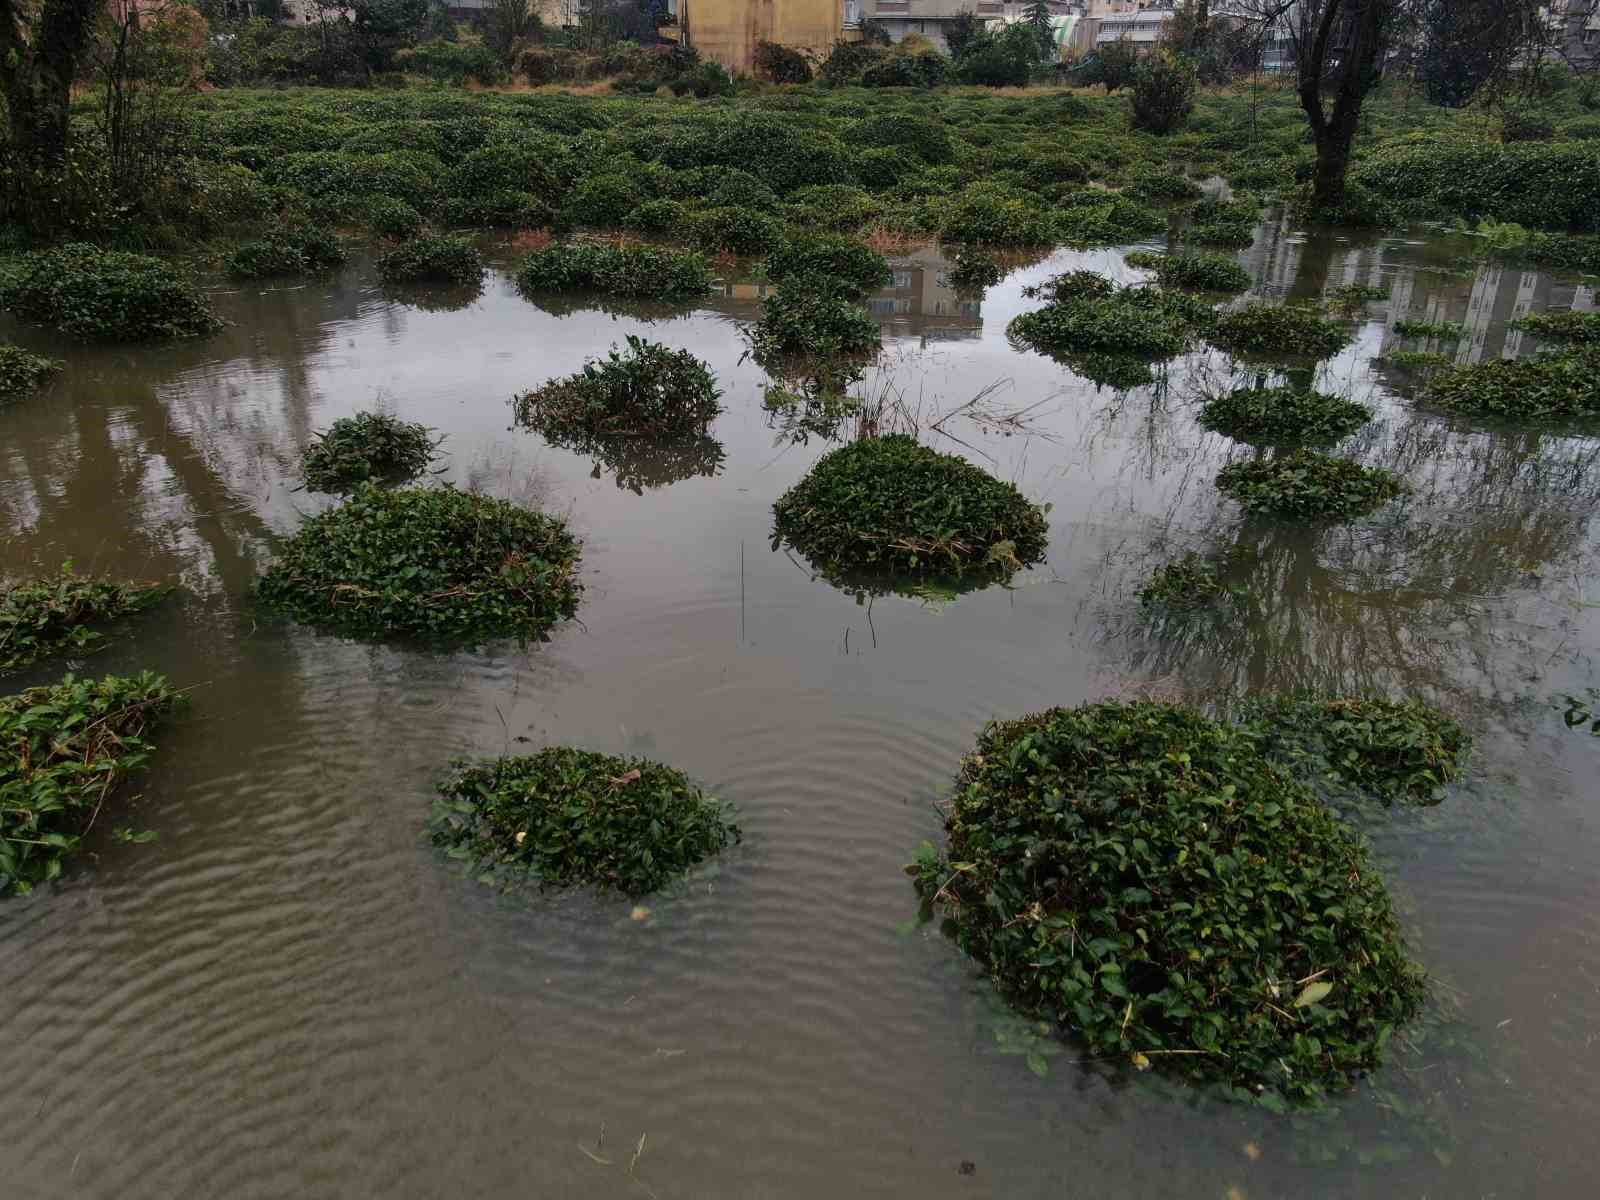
[255,485,581,647]
[748,278,882,362]
[1392,319,1463,341]
[1009,278,1212,360]
[1129,51,1197,135]
[771,434,1048,579]
[1055,195,1168,246]
[1137,552,1239,608]
[1242,697,1471,806]
[1,568,171,674]
[846,113,955,165]
[934,184,1057,247]
[1352,141,1600,232]
[1216,450,1407,520]
[911,701,1426,1105]
[1508,311,1600,345]
[1325,283,1389,315]
[1199,387,1374,447]
[376,235,484,285]
[765,234,890,297]
[515,242,713,301]
[949,249,1004,294]
[430,748,739,897]
[513,337,721,439]
[688,206,785,256]
[362,195,425,239]
[227,225,347,279]
[301,412,439,494]
[1,673,185,896]
[0,244,222,341]
[1420,350,1600,419]
[1210,304,1352,359]
[1123,250,1250,293]
[0,345,63,398]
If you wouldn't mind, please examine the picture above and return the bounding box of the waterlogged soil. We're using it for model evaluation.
[3,216,1599,1199]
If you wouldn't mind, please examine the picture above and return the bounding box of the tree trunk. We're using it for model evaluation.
[1294,0,1390,212]
[1312,120,1355,208]
[0,0,103,165]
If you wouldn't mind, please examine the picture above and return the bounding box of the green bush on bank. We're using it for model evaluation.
[514,337,721,439]
[0,345,63,398]
[1124,250,1250,293]
[1216,450,1407,520]
[1009,276,1213,361]
[0,244,222,341]
[748,276,882,362]
[1508,311,1600,345]
[765,233,890,296]
[1,568,171,674]
[911,700,1426,1105]
[1352,141,1600,232]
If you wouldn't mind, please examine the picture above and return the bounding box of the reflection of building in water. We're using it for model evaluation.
[1386,263,1596,364]
[866,246,982,343]
[1239,210,1303,298]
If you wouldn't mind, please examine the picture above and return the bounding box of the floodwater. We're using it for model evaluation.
[2,214,1598,1200]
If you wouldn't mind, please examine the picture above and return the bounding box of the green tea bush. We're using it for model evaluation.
[430,748,739,896]
[688,205,785,256]
[301,412,439,494]
[1056,196,1169,246]
[0,345,63,398]
[1129,51,1197,135]
[1508,311,1600,345]
[623,198,688,234]
[561,172,645,228]
[911,701,1426,1104]
[227,225,347,279]
[1125,168,1204,201]
[1217,450,1406,520]
[449,135,574,200]
[1420,351,1600,419]
[514,336,721,439]
[441,190,552,230]
[846,113,955,165]
[706,169,781,212]
[256,485,581,646]
[1392,319,1463,341]
[515,242,713,301]
[1210,303,1351,358]
[376,235,484,286]
[1,673,184,896]
[748,277,881,361]
[1352,142,1600,231]
[362,196,425,239]
[1137,552,1236,608]
[782,184,884,232]
[764,233,889,296]
[771,434,1048,578]
[1123,250,1250,293]
[0,244,222,341]
[1,567,170,674]
[949,249,1004,293]
[1199,387,1373,447]
[1009,280,1211,360]
[1242,696,1471,805]
[935,184,1057,246]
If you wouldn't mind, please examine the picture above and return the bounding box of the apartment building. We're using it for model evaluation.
[860,0,1079,54]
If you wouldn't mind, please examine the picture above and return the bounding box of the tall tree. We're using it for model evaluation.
[0,0,103,164]
[1417,0,1542,107]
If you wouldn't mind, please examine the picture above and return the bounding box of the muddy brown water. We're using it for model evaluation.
[3,216,1599,1199]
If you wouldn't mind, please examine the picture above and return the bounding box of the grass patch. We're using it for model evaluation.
[515,241,713,301]
[1198,387,1373,447]
[1420,351,1600,420]
[0,345,63,398]
[0,243,221,341]
[1124,250,1251,293]
[1,673,184,896]
[1,567,171,674]
[910,700,1426,1105]
[301,411,440,494]
[376,235,484,285]
[430,747,739,896]
[1509,311,1600,345]
[227,225,346,279]
[771,433,1048,579]
[1217,450,1406,520]
[1210,303,1352,359]
[513,336,721,438]
[255,485,581,647]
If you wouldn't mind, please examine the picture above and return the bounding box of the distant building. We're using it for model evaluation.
[860,1,1083,56]
[679,0,845,73]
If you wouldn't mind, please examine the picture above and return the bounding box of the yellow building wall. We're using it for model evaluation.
[684,0,844,75]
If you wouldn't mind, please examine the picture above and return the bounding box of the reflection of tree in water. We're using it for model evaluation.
[516,292,701,323]
[380,280,485,314]
[533,427,725,495]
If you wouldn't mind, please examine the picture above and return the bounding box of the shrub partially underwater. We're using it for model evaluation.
[255,485,581,646]
[771,434,1048,580]
[1123,250,1251,293]
[911,700,1426,1105]
[1420,350,1600,420]
[1209,303,1352,359]
[301,412,440,494]
[430,747,739,896]
[765,233,890,296]
[513,337,721,438]
[1508,312,1600,346]
[1199,387,1373,447]
[376,235,484,286]
[1,568,171,674]
[516,242,713,302]
[227,225,347,279]
[1217,450,1406,520]
[1,673,184,896]
[1009,274,1213,362]
[1137,552,1240,609]
[0,244,222,341]
[0,345,63,398]
[748,277,882,362]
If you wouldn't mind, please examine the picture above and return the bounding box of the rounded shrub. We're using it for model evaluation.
[747,277,882,362]
[0,244,222,341]
[1137,552,1236,609]
[301,411,439,494]
[689,205,785,256]
[1009,279,1212,360]
[515,242,713,301]
[514,336,721,439]
[562,172,644,228]
[936,184,1056,246]
[1199,387,1373,447]
[1130,51,1198,135]
[771,434,1048,579]
[255,485,581,646]
[430,748,739,897]
[227,225,347,279]
[1216,450,1406,520]
[1508,311,1600,346]
[1210,303,1352,359]
[376,235,484,286]
[846,113,955,165]
[441,190,553,230]
[911,700,1426,1104]
[0,345,63,399]
[449,135,573,202]
[765,233,890,296]
[623,198,688,234]
[1124,250,1250,293]
[362,195,425,239]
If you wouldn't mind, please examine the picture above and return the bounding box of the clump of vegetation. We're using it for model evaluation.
[1217,450,1407,520]
[949,249,1004,294]
[1,673,185,896]
[1392,319,1463,341]
[516,242,713,302]
[934,184,1058,246]
[1210,303,1352,359]
[688,205,785,256]
[1009,279,1212,361]
[1137,552,1239,608]
[255,485,581,646]
[0,345,63,398]
[362,196,425,239]
[0,244,222,341]
[771,434,1048,579]
[1420,351,1600,420]
[1123,250,1250,293]
[1,567,171,674]
[748,278,881,362]
[376,235,484,286]
[226,225,346,279]
[301,412,440,494]
[514,337,721,439]
[429,747,739,897]
[1055,195,1168,246]
[1386,350,1452,372]
[1199,387,1374,447]
[1129,51,1197,135]
[1326,284,1389,315]
[911,700,1426,1105]
[765,233,889,296]
[1243,696,1471,805]
[1509,311,1600,345]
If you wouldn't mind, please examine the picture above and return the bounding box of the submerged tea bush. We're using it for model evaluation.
[0,345,63,398]
[748,278,881,362]
[1009,279,1212,361]
[0,244,222,341]
[1210,303,1352,359]
[1,673,184,896]
[301,412,439,494]
[771,434,1048,578]
[1199,387,1373,447]
[1243,696,1471,805]
[911,701,1426,1104]
[430,747,739,896]
[688,205,784,256]
[227,225,346,279]
[514,336,721,438]
[1124,250,1250,293]
[515,242,713,301]
[256,485,581,646]
[1420,350,1600,420]
[1,567,170,674]
[765,233,890,296]
[949,249,1004,293]
[376,235,484,285]
[1138,552,1238,608]
[1508,311,1600,346]
[1392,319,1463,341]
[1217,450,1406,520]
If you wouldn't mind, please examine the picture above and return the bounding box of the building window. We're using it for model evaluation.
[892,270,913,289]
